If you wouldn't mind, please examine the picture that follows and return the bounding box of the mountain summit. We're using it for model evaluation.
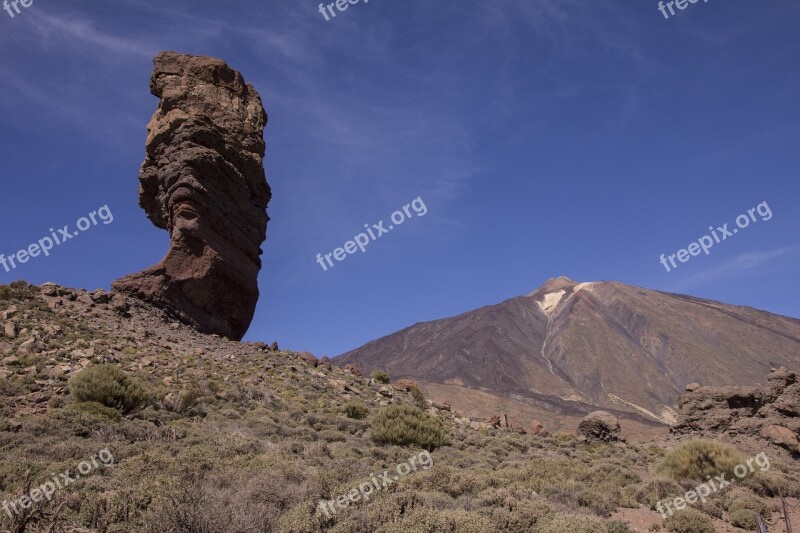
[338,278,800,432]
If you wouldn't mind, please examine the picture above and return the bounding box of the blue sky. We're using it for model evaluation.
[0,0,798,357]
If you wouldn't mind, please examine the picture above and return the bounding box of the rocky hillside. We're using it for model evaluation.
[2,281,798,532]
[338,277,800,433]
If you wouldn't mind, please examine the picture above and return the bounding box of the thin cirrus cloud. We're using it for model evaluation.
[673,246,799,291]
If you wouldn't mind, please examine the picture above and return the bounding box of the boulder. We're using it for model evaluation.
[576,411,621,443]
[487,416,502,429]
[529,419,550,437]
[344,364,362,377]
[760,425,799,453]
[392,379,418,392]
[685,383,700,392]
[318,356,333,371]
[431,401,450,411]
[112,51,271,341]
[296,351,318,367]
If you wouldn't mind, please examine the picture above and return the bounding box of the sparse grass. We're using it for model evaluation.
[2,286,799,533]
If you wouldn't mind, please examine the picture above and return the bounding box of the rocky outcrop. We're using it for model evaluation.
[577,411,621,443]
[672,368,799,453]
[113,51,270,340]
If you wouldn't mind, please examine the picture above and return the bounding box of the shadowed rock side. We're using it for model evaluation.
[113,51,270,340]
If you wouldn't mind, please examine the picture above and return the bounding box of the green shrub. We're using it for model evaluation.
[662,508,715,533]
[344,402,369,420]
[371,370,390,384]
[370,405,450,451]
[533,514,608,533]
[728,509,757,529]
[0,281,40,300]
[68,364,149,414]
[656,440,744,481]
[409,385,427,409]
[606,522,632,533]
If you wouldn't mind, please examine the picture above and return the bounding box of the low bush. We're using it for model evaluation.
[728,509,757,529]
[371,370,390,384]
[656,440,744,481]
[0,281,40,301]
[370,405,450,451]
[409,385,428,409]
[344,402,369,420]
[662,508,715,533]
[68,364,149,414]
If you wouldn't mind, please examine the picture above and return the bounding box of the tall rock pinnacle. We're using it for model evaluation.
[113,51,271,340]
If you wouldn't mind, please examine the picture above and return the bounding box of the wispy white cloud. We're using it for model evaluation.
[674,246,800,290]
[25,10,158,58]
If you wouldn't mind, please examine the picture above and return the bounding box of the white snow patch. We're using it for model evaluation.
[538,290,566,315]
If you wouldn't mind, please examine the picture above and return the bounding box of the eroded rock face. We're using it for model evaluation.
[113,51,270,340]
[672,368,799,453]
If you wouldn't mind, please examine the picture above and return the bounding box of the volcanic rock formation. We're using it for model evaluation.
[113,51,270,340]
[672,368,800,454]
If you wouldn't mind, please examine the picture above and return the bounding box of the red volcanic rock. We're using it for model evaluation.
[392,379,418,391]
[113,51,270,340]
[344,364,362,377]
[318,357,333,371]
[529,419,550,437]
[296,351,318,367]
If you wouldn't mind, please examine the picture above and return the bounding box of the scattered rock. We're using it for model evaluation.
[344,364,362,377]
[90,290,111,304]
[576,411,621,443]
[393,379,418,391]
[529,419,550,437]
[112,51,271,341]
[378,386,394,398]
[431,401,451,411]
[18,337,39,355]
[296,351,318,367]
[760,425,799,453]
[4,322,18,339]
[1,306,17,320]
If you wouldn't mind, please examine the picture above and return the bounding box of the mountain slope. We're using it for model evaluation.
[338,277,800,428]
